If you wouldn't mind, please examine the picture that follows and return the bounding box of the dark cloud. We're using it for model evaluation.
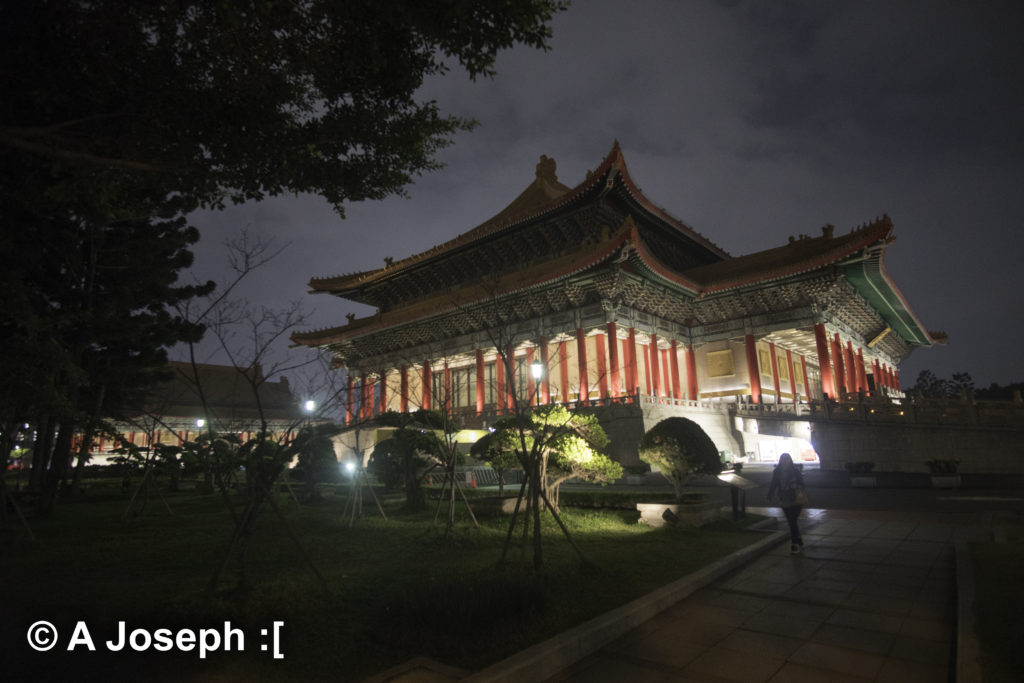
[178,0,1024,388]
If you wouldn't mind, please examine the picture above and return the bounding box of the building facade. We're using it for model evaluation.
[293,143,942,461]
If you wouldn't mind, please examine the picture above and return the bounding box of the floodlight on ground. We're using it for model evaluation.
[344,461,356,474]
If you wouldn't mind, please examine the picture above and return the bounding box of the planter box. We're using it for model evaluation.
[930,474,961,489]
[850,475,877,487]
[636,501,719,528]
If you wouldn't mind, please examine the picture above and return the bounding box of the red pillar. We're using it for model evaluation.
[444,363,452,415]
[661,349,670,397]
[769,342,781,403]
[367,377,376,418]
[595,332,608,400]
[607,323,620,398]
[832,334,846,395]
[894,368,901,391]
[800,355,810,401]
[813,323,835,399]
[473,352,485,417]
[649,334,661,399]
[540,337,551,404]
[744,334,762,404]
[526,347,536,406]
[670,340,681,400]
[400,365,409,413]
[638,337,647,395]
[379,371,387,415]
[844,341,857,394]
[871,358,881,393]
[627,328,639,398]
[559,341,570,403]
[855,348,867,393]
[506,343,516,411]
[687,344,699,400]
[346,375,354,425]
[422,363,432,411]
[495,354,505,414]
[576,329,589,405]
[364,374,372,421]
[785,349,798,402]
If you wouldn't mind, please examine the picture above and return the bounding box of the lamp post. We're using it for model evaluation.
[530,359,544,380]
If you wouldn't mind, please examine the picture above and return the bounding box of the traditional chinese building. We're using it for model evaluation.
[292,143,943,463]
[96,361,302,457]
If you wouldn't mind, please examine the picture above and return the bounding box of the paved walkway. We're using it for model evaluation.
[546,508,992,683]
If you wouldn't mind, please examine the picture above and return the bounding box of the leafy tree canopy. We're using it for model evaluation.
[638,417,721,501]
[910,370,975,399]
[1,0,567,218]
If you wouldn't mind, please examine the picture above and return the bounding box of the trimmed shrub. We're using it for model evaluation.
[638,418,721,501]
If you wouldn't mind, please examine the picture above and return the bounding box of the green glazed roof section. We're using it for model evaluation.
[841,252,935,347]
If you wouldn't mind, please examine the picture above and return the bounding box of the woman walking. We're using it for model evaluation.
[767,452,806,554]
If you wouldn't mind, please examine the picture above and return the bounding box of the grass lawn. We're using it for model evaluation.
[971,542,1024,682]
[2,484,766,681]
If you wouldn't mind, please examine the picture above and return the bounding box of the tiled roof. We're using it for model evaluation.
[307,142,727,294]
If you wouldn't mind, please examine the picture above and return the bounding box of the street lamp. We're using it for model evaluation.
[196,418,205,429]
[304,399,316,413]
[530,359,544,380]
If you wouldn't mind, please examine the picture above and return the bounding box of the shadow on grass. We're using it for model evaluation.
[1,486,767,681]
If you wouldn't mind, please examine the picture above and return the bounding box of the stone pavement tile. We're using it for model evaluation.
[906,524,954,542]
[866,523,915,540]
[952,525,992,542]
[899,617,952,643]
[799,576,858,594]
[716,629,804,659]
[908,598,952,620]
[550,652,676,683]
[621,616,736,650]
[698,589,773,614]
[662,601,753,628]
[726,578,794,598]
[756,562,823,585]
[810,623,895,655]
[767,661,871,683]
[827,607,904,634]
[814,566,876,586]
[780,584,849,607]
[839,592,913,618]
[888,634,951,665]
[606,628,709,669]
[787,642,886,679]
[870,563,931,583]
[742,612,824,641]
[803,533,857,548]
[682,643,786,683]
[874,657,948,683]
[851,579,920,600]
[759,598,835,622]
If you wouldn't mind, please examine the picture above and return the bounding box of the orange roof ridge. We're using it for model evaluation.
[308,142,728,292]
[683,215,894,293]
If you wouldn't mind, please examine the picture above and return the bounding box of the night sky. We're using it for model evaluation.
[178,0,1024,391]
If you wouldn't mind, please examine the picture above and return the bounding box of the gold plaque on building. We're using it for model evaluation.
[707,349,735,378]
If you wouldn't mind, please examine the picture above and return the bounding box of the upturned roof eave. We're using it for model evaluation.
[306,141,728,297]
[291,222,640,349]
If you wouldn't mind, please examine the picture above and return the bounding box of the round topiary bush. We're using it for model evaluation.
[638,417,722,501]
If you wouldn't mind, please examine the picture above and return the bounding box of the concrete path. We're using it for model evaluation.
[546,508,991,683]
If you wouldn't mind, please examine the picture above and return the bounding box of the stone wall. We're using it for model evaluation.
[810,421,1024,474]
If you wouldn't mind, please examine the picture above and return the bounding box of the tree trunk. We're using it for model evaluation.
[38,421,75,516]
[28,415,54,492]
